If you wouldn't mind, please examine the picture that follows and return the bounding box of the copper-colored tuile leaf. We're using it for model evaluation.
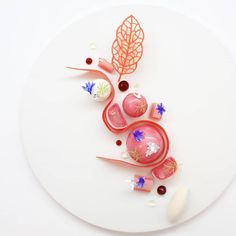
[112,15,144,81]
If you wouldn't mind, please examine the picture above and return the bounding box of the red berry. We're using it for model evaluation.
[118,80,129,92]
[86,57,93,65]
[157,185,166,195]
[116,140,122,146]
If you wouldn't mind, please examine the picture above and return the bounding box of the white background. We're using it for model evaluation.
[0,0,235,235]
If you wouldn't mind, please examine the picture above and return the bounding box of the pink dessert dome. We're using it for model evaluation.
[122,93,148,117]
[126,124,167,164]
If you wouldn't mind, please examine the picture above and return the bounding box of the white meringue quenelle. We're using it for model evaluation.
[167,186,189,222]
[91,79,111,102]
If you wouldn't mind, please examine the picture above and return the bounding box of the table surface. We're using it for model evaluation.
[0,0,235,235]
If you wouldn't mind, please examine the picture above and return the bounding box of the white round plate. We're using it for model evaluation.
[20,4,236,233]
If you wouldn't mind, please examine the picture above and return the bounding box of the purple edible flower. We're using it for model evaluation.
[82,82,95,95]
[132,130,144,142]
[156,103,166,116]
[136,177,145,188]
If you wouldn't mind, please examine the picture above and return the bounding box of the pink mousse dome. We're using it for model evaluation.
[126,125,165,164]
[122,93,148,117]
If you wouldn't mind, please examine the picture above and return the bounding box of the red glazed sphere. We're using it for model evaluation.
[116,140,122,146]
[86,57,93,65]
[157,185,167,195]
[118,80,129,92]
[126,125,165,164]
[122,93,148,117]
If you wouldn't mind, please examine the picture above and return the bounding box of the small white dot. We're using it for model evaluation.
[121,151,130,159]
[147,199,158,207]
[89,42,97,50]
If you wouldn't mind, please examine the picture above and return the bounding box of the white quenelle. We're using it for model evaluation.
[92,79,111,102]
[167,186,189,222]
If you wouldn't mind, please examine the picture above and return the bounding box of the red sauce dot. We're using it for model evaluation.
[86,57,93,65]
[116,140,122,146]
[157,185,167,195]
[118,80,129,92]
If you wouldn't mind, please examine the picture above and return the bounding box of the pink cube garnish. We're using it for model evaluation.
[133,175,154,192]
[149,103,165,120]
[98,58,114,73]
